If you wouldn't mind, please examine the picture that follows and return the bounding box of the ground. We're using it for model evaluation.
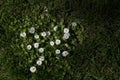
[0,0,120,80]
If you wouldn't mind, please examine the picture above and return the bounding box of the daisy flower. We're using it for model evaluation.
[50,41,54,46]
[38,48,44,53]
[29,27,35,34]
[55,39,61,45]
[41,32,47,37]
[55,49,61,54]
[36,60,42,66]
[30,66,36,73]
[34,43,39,48]
[64,28,69,33]
[39,56,45,61]
[27,45,32,50]
[71,22,77,27]
[63,33,70,39]
[34,34,39,39]
[20,32,26,38]
[62,51,69,57]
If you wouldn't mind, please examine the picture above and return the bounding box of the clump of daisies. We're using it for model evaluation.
[20,25,73,73]
[20,20,79,73]
[8,6,82,79]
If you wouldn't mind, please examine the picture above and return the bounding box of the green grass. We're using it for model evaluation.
[0,0,120,80]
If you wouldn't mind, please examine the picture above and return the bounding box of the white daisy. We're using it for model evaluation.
[50,41,54,46]
[53,26,58,31]
[64,28,69,33]
[41,32,46,37]
[36,60,42,66]
[34,34,39,39]
[72,22,77,27]
[20,32,26,38]
[38,48,44,53]
[30,66,36,73]
[63,33,70,39]
[29,27,35,34]
[55,39,61,45]
[55,49,61,54]
[39,56,45,61]
[27,45,32,50]
[34,43,39,48]
[62,51,69,57]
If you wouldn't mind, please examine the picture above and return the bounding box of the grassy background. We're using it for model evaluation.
[0,0,120,80]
